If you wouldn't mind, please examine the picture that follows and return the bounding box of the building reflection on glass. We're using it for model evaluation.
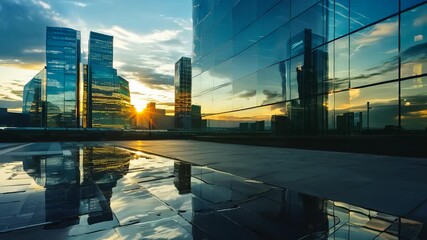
[187,166,422,239]
[22,146,130,228]
[173,161,191,194]
[192,0,427,134]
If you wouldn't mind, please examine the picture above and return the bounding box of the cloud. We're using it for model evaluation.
[71,1,88,8]
[95,25,191,92]
[414,14,427,27]
[165,17,193,31]
[356,21,397,45]
[351,20,398,58]
[100,25,182,47]
[237,90,256,99]
[263,90,280,101]
[34,0,51,10]
[0,0,58,66]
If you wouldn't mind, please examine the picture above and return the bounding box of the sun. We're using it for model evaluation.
[135,105,144,113]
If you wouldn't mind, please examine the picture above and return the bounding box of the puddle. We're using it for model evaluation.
[0,144,423,239]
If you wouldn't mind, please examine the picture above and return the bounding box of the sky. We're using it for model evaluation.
[0,0,192,113]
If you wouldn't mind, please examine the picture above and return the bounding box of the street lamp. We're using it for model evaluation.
[367,101,373,130]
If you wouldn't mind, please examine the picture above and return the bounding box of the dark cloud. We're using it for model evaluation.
[156,102,175,107]
[237,90,256,98]
[263,90,280,100]
[11,89,23,96]
[0,0,57,63]
[401,42,427,63]
[120,64,174,88]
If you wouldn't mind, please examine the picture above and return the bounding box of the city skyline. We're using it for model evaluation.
[0,0,192,114]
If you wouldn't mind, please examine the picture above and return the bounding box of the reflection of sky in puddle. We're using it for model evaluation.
[0,144,423,239]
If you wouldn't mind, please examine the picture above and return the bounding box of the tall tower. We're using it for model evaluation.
[45,27,81,128]
[174,57,192,129]
[88,31,121,128]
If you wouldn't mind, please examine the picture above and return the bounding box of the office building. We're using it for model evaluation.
[0,108,29,127]
[174,57,192,129]
[192,0,427,134]
[23,68,45,126]
[46,27,81,128]
[117,75,131,129]
[80,64,89,128]
[22,28,131,129]
[88,31,130,129]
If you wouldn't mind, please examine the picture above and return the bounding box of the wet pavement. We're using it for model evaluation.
[0,142,424,239]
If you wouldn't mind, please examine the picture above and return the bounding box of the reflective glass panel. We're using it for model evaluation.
[401,77,427,130]
[291,2,326,54]
[349,82,398,130]
[401,3,427,78]
[334,90,350,131]
[256,62,286,105]
[232,0,257,35]
[401,0,427,10]
[291,0,321,17]
[335,0,350,39]
[349,0,398,32]
[261,0,290,36]
[335,36,349,91]
[290,55,304,100]
[233,73,257,110]
[350,17,398,88]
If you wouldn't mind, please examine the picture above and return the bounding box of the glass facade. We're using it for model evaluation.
[192,0,427,133]
[88,32,127,129]
[175,57,192,129]
[23,68,46,127]
[46,27,81,128]
[117,75,131,129]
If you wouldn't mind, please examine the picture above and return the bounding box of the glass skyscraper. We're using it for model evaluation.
[23,68,46,127]
[192,0,427,134]
[117,75,131,129]
[88,31,129,129]
[174,57,192,129]
[46,27,81,128]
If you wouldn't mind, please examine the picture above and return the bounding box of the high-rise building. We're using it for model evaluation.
[174,57,192,129]
[192,0,427,133]
[117,75,131,129]
[80,64,89,128]
[22,28,131,129]
[46,27,81,128]
[88,31,127,129]
[23,68,46,126]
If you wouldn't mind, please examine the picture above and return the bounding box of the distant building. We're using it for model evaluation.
[174,57,192,129]
[0,108,29,127]
[46,27,81,128]
[138,102,173,130]
[23,68,45,127]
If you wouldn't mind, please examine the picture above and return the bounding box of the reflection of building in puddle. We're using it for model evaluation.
[189,169,422,239]
[173,161,191,194]
[22,146,131,228]
[80,147,131,224]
